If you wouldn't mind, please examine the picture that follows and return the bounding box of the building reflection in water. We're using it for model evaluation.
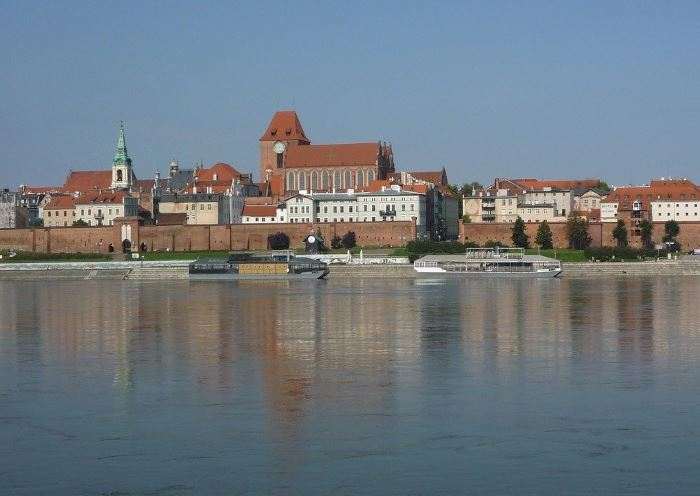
[3,275,700,479]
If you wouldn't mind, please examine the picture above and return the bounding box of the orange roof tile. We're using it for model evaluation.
[260,111,310,143]
[75,191,129,205]
[44,195,75,210]
[284,143,379,168]
[63,171,112,192]
[602,179,700,210]
[242,204,278,217]
[195,162,241,182]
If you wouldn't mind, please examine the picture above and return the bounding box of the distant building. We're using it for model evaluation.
[42,195,76,227]
[0,190,28,229]
[74,191,138,226]
[157,193,231,225]
[601,179,700,236]
[258,110,395,195]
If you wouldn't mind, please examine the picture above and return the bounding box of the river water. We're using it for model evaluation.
[1,277,700,495]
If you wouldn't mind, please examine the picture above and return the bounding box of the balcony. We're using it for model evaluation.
[379,208,396,218]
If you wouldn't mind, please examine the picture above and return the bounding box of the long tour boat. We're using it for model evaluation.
[413,247,562,278]
[189,251,329,280]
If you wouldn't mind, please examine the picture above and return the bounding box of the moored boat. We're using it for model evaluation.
[413,247,562,278]
[189,251,329,280]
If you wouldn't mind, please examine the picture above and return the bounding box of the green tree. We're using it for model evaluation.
[595,180,611,194]
[341,231,357,250]
[72,219,89,227]
[331,235,342,250]
[535,220,553,249]
[267,232,290,250]
[566,216,592,249]
[462,214,471,224]
[664,220,680,241]
[639,219,654,249]
[511,216,530,248]
[612,219,628,247]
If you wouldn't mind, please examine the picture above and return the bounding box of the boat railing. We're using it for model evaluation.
[464,247,524,259]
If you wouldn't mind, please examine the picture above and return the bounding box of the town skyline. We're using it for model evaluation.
[3,2,699,188]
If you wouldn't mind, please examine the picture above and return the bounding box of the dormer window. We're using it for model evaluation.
[285,127,292,135]
[270,128,277,136]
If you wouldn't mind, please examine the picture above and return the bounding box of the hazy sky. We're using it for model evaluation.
[2,1,698,188]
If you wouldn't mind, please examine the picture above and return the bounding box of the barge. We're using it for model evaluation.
[189,251,329,280]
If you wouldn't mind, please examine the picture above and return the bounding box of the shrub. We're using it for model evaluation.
[268,232,290,250]
[483,240,507,248]
[584,246,668,262]
[331,235,342,250]
[341,231,357,250]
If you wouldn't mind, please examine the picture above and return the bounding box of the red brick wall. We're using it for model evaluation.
[0,220,416,253]
[461,221,700,249]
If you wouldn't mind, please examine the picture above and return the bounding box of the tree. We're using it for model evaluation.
[596,181,611,194]
[459,182,484,197]
[612,219,628,247]
[341,231,357,250]
[72,219,89,227]
[267,232,290,250]
[331,235,342,250]
[535,220,553,249]
[511,216,530,248]
[566,216,592,249]
[462,214,471,224]
[664,220,680,241]
[639,219,654,249]
[664,219,681,252]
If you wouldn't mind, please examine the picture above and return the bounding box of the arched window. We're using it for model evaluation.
[367,170,375,183]
[322,171,329,190]
[334,171,341,189]
[287,171,294,191]
[117,169,123,182]
[299,172,306,190]
[345,170,352,189]
[357,170,364,188]
[311,171,318,191]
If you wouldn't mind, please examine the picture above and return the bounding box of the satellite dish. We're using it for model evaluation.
[307,235,316,244]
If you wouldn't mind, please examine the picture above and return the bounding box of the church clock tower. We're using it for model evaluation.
[259,111,310,181]
[111,122,134,190]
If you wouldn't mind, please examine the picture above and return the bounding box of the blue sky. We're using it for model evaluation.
[2,1,698,188]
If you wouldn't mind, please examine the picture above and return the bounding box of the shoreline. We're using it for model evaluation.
[1,259,700,280]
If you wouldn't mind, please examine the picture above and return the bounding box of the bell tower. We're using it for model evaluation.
[111,122,134,190]
[259,111,310,181]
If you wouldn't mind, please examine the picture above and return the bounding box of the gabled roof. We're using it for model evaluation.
[21,185,62,194]
[194,162,241,182]
[602,179,700,210]
[75,191,129,205]
[44,195,75,210]
[260,111,310,143]
[242,204,279,217]
[63,171,112,192]
[408,169,448,186]
[284,143,379,168]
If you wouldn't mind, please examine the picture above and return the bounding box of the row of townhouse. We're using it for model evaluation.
[240,185,428,235]
[600,179,700,239]
[42,191,139,227]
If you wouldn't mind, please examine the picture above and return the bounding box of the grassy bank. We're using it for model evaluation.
[0,251,111,263]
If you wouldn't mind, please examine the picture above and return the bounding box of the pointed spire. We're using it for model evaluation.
[113,121,132,167]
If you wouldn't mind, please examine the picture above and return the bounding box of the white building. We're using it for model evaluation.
[74,191,138,226]
[651,200,700,221]
[241,203,286,223]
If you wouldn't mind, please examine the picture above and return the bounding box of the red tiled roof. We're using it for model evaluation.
[245,196,276,205]
[260,111,310,143]
[242,204,278,217]
[75,191,129,205]
[44,195,75,210]
[409,170,448,186]
[135,179,155,191]
[195,162,241,182]
[284,143,379,168]
[511,178,600,191]
[602,179,700,210]
[63,171,112,192]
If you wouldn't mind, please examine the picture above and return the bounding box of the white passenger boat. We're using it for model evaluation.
[413,247,562,278]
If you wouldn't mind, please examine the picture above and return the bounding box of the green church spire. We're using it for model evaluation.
[113,121,132,167]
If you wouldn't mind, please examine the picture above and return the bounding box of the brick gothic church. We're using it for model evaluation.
[259,111,395,195]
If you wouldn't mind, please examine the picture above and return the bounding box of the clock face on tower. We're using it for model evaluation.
[273,141,286,154]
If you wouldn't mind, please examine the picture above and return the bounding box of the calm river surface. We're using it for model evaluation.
[2,277,700,495]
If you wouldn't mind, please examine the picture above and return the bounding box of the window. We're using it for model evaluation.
[324,206,328,213]
[363,205,367,212]
[63,210,67,217]
[322,171,329,190]
[371,205,376,211]
[116,208,120,215]
[311,172,318,190]
[340,206,344,213]
[200,204,204,210]
[402,205,405,211]
[345,170,352,189]
[208,204,212,210]
[349,206,353,213]
[357,171,364,187]
[333,206,337,213]
[48,211,51,217]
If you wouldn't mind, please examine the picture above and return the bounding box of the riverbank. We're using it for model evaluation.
[2,259,700,279]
